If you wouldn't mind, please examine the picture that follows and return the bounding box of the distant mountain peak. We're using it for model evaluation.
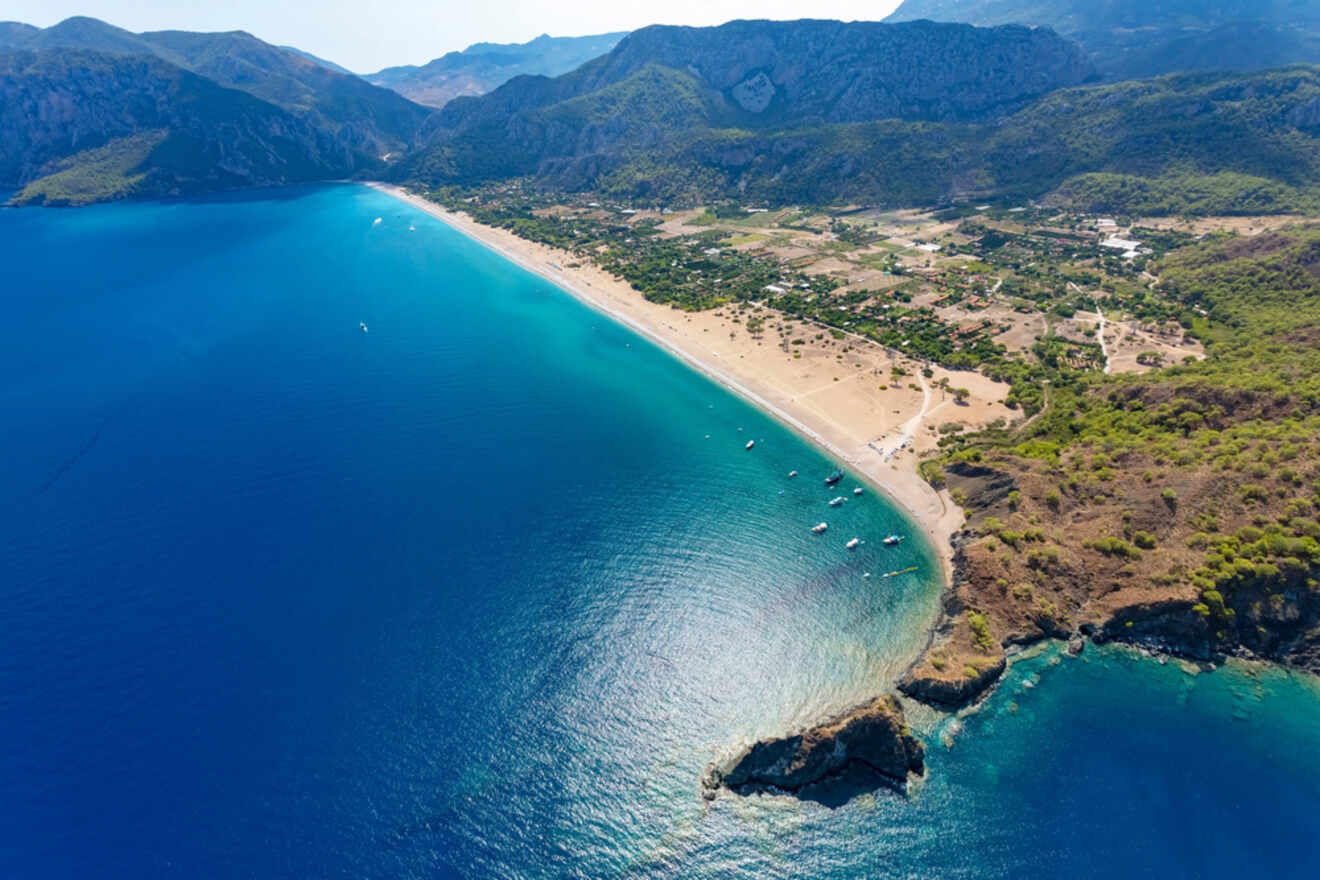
[364,31,628,108]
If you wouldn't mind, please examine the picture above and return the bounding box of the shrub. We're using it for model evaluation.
[1089,537,1142,559]
[968,610,995,651]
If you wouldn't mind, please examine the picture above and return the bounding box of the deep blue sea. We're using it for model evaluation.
[2,184,1318,879]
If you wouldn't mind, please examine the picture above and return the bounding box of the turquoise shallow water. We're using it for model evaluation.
[1,184,1318,878]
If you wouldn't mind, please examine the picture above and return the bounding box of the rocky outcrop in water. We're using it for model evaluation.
[703,696,924,805]
[899,655,1006,709]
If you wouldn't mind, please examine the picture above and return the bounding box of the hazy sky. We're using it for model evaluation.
[6,1,907,72]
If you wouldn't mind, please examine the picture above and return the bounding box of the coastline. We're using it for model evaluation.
[366,183,1012,592]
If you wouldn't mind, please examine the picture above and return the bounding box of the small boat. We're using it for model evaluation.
[882,566,919,579]
[811,523,828,534]
[745,440,755,450]
[853,487,864,496]
[828,496,846,508]
[360,322,369,333]
[883,534,904,546]
[788,470,798,478]
[825,470,843,486]
[846,538,862,550]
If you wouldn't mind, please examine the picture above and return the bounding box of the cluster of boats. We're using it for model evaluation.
[744,445,909,564]
[801,467,904,552]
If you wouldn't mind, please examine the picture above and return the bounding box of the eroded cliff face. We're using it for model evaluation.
[704,696,925,803]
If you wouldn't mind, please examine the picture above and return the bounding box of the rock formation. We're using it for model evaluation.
[704,696,924,804]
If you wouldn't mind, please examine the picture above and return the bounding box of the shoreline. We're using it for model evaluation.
[367,182,986,591]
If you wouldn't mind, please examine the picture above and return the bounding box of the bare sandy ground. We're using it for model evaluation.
[369,183,1014,585]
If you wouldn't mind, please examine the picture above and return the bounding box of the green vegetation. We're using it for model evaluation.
[1048,171,1320,217]
[968,611,995,651]
[15,131,164,206]
[939,225,1320,648]
[420,184,1031,377]
[410,65,1320,218]
[3,47,360,205]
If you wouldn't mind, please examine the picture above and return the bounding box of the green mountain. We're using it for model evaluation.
[366,31,627,108]
[407,19,1093,188]
[0,49,355,205]
[404,18,1320,215]
[886,0,1320,79]
[4,16,430,157]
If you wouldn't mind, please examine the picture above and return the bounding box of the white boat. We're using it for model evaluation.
[788,470,798,478]
[828,496,846,507]
[846,538,862,550]
[745,440,755,450]
[883,534,904,546]
[853,487,863,496]
[811,523,828,534]
[360,322,368,333]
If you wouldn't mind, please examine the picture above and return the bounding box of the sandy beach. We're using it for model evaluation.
[368,183,1013,585]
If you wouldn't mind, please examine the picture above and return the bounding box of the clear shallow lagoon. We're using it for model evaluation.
[1,185,1317,878]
